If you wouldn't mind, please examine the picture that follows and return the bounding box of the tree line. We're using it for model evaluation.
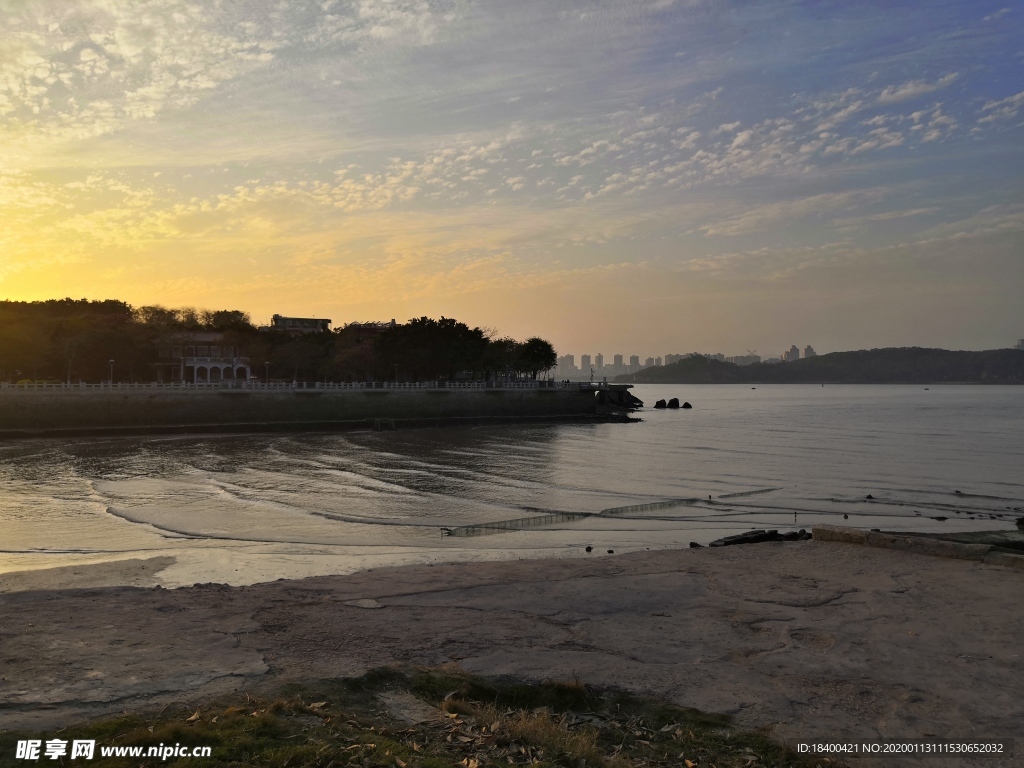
[0,299,556,384]
[619,347,1024,384]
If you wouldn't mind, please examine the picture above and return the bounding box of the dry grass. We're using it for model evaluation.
[0,667,839,767]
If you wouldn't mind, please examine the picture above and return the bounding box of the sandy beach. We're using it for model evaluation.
[1,539,1021,765]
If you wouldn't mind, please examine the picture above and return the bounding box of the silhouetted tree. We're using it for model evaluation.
[516,337,557,379]
[376,317,490,381]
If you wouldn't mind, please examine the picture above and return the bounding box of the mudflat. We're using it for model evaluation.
[1,542,1021,764]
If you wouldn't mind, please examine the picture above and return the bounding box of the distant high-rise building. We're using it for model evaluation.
[1015,339,1024,351]
[644,357,655,368]
[804,345,817,358]
[595,353,604,371]
[556,354,577,378]
[782,345,800,362]
[629,355,640,368]
[613,354,623,368]
[726,354,760,366]
[655,356,662,367]
[580,354,592,373]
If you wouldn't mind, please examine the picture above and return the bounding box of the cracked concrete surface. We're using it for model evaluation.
[0,542,1021,766]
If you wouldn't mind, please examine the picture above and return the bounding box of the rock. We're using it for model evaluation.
[653,399,667,409]
[344,598,384,609]
[955,490,962,494]
[708,529,781,547]
[689,542,703,548]
[667,398,680,408]
[585,545,593,553]
[682,401,692,408]
[866,494,874,500]
[607,549,614,554]
[932,516,948,521]
[1016,518,1024,530]
[843,514,848,519]
[812,525,866,545]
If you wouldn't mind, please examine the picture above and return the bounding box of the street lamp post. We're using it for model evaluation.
[264,361,270,384]
[109,359,115,385]
[394,364,398,384]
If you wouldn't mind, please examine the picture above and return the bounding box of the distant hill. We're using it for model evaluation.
[617,348,1024,384]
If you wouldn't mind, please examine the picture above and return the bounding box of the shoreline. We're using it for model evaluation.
[2,541,1020,766]
[0,411,637,441]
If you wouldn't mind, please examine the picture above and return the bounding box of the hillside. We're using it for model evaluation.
[617,347,1024,384]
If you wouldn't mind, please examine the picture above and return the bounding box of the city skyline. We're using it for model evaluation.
[1,1,1021,355]
[555,343,821,378]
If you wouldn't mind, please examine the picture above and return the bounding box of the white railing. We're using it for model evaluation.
[0,380,583,393]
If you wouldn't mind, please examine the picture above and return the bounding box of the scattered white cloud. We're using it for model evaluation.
[877,73,959,105]
[983,7,1012,22]
[831,207,939,230]
[978,90,1024,124]
[698,189,891,236]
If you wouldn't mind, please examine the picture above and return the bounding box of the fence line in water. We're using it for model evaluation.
[443,510,594,536]
[717,488,779,499]
[443,495,727,536]
[600,497,703,516]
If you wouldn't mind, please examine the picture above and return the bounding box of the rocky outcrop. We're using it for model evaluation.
[708,529,811,547]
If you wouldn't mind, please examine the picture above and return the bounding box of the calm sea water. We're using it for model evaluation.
[1,384,1021,587]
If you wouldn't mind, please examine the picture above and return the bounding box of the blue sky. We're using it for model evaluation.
[1,0,1022,357]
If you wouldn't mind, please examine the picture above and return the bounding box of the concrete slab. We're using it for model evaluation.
[0,543,1020,767]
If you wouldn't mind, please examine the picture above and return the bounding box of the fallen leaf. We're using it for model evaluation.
[686,760,696,768]
[211,716,218,724]
[147,726,154,734]
[309,701,329,710]
[185,710,200,723]
[395,760,406,768]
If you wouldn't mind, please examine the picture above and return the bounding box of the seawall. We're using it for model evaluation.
[0,382,601,437]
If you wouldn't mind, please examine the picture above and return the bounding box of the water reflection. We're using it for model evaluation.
[1,385,1021,586]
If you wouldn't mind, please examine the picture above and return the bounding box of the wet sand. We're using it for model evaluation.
[0,542,1021,766]
[0,557,175,593]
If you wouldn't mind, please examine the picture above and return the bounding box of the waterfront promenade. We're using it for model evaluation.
[0,380,619,436]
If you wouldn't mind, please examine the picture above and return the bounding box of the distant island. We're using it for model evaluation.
[616,348,1024,385]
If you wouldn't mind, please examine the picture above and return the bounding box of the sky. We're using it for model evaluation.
[1,0,1022,359]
